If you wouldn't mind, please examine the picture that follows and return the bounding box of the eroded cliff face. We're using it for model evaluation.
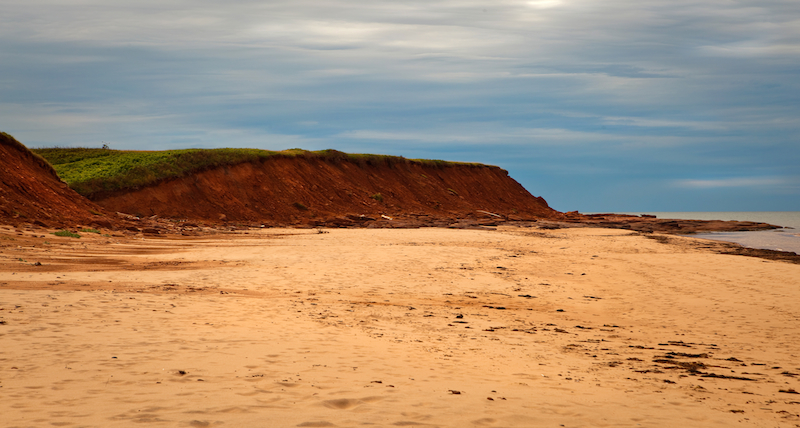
[92,157,562,226]
[1,137,782,235]
[0,134,114,228]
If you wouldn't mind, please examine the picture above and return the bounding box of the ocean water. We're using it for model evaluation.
[619,211,800,254]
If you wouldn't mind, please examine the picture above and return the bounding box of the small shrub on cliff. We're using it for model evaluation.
[370,193,384,202]
[53,230,81,238]
[292,202,308,211]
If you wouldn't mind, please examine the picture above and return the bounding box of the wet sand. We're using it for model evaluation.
[1,226,799,427]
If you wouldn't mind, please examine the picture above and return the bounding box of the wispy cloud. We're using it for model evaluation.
[673,177,786,189]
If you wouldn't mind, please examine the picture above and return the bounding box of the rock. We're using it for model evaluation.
[346,214,376,222]
[323,217,355,228]
[91,218,113,229]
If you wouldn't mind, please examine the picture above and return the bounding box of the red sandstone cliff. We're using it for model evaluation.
[91,156,562,227]
[0,133,114,228]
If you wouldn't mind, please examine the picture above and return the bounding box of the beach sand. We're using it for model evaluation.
[1,226,799,427]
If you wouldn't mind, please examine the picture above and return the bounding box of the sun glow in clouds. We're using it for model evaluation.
[527,0,563,8]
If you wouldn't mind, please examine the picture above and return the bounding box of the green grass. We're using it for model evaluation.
[32,146,496,197]
[33,147,287,196]
[80,228,101,234]
[53,230,81,238]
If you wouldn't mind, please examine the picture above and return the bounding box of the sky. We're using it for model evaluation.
[1,0,799,212]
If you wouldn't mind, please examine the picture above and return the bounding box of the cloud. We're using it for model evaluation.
[673,177,786,189]
[337,127,620,145]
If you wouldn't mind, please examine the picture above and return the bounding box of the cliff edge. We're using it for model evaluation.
[90,154,562,227]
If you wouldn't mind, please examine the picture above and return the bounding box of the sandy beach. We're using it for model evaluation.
[1,225,799,427]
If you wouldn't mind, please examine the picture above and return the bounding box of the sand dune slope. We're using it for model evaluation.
[1,227,799,427]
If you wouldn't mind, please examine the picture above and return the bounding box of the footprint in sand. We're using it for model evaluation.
[321,396,383,410]
[321,398,362,410]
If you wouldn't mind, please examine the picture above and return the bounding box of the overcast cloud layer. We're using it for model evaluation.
[2,0,799,211]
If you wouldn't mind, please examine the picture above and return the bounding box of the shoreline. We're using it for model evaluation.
[603,211,800,256]
[2,225,799,427]
[691,229,800,255]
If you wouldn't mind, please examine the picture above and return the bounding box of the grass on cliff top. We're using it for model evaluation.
[32,147,490,196]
